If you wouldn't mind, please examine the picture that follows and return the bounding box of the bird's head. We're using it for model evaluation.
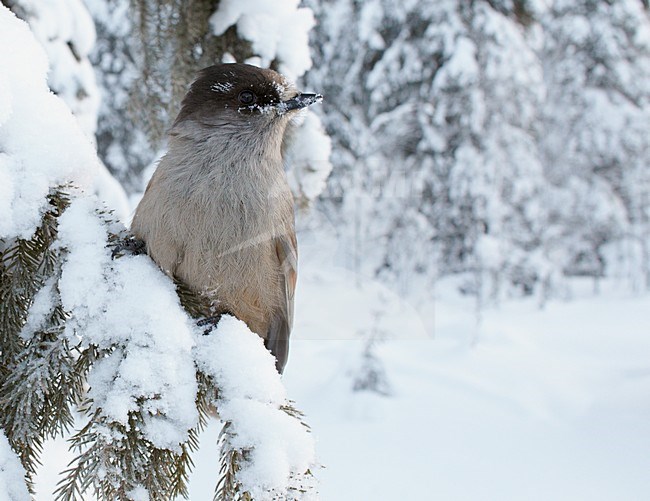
[172,63,322,135]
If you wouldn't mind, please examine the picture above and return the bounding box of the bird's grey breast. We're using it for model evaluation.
[179,144,289,253]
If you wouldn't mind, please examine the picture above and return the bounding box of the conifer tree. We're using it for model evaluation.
[540,0,650,287]
[308,0,650,298]
[306,0,549,298]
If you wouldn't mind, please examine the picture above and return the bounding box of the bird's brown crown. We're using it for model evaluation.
[174,63,293,126]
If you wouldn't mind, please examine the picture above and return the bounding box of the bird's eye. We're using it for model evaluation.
[238,90,256,105]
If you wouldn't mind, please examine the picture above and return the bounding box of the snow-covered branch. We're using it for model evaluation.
[196,317,317,500]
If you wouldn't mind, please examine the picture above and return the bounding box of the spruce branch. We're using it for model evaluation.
[167,370,218,500]
[175,278,218,320]
[55,403,196,501]
[0,189,71,371]
[207,383,316,500]
[215,421,251,501]
[0,304,83,486]
[55,369,213,501]
[0,188,72,491]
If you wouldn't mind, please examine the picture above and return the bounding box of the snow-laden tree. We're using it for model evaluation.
[308,0,650,298]
[83,0,154,193]
[0,7,317,500]
[307,0,552,299]
[86,0,331,204]
[1,0,99,136]
[1,0,130,219]
[539,0,650,288]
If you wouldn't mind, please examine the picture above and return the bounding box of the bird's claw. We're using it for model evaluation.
[111,236,146,259]
[197,314,223,335]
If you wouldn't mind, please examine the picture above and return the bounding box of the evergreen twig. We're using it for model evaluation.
[0,189,72,491]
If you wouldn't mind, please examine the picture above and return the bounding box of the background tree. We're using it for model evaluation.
[306,0,650,301]
[539,0,650,287]
[306,0,552,300]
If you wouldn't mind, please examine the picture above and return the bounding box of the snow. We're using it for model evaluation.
[126,486,149,501]
[16,0,100,137]
[286,256,650,500]
[209,0,315,79]
[0,433,30,501]
[178,231,650,500]
[358,2,386,50]
[32,262,650,500]
[57,197,199,449]
[0,5,96,239]
[94,162,131,221]
[195,316,317,498]
[195,316,286,403]
[436,36,479,88]
[3,1,130,222]
[284,112,333,204]
[3,2,649,499]
[20,275,58,341]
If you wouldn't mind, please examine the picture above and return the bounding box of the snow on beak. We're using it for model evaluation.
[277,93,323,114]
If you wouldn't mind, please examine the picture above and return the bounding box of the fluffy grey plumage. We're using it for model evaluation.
[131,63,322,373]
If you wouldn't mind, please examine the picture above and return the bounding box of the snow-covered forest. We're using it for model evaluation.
[1,0,649,499]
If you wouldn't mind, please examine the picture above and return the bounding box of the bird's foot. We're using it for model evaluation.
[111,236,146,259]
[197,314,223,335]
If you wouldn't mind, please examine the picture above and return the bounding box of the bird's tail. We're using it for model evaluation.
[266,313,290,374]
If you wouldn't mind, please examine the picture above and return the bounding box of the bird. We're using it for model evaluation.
[131,63,322,373]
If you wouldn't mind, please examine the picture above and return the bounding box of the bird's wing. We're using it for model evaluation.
[266,231,298,374]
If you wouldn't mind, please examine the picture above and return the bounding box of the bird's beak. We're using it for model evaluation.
[278,93,323,113]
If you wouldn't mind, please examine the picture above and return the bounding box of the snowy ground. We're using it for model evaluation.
[190,231,650,501]
[287,287,650,500]
[36,233,650,500]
